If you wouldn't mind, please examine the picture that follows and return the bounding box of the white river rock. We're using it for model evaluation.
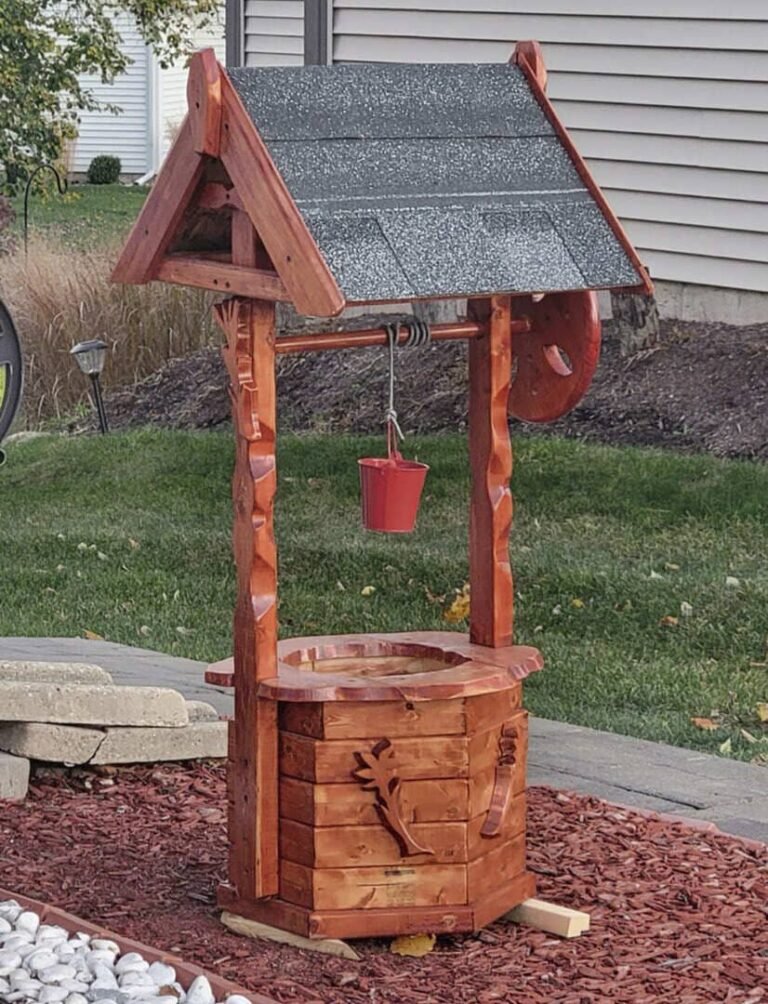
[0,901,254,1004]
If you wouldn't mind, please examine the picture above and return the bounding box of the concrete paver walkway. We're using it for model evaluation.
[1,637,765,842]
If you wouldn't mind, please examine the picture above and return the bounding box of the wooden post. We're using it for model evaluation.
[467,296,514,648]
[216,296,279,899]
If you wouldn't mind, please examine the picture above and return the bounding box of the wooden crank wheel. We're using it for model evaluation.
[508,290,601,423]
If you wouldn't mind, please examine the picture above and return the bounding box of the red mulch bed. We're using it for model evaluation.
[1,763,766,1004]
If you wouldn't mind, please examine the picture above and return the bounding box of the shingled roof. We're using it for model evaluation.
[227,62,645,304]
[112,46,649,317]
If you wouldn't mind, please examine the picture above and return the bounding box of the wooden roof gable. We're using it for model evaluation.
[112,45,650,317]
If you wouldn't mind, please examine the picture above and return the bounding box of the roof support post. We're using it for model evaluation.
[304,0,331,65]
[467,296,515,648]
[216,296,279,902]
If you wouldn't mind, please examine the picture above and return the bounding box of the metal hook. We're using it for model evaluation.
[23,164,68,257]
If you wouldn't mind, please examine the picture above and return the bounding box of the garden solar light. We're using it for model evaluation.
[70,338,109,434]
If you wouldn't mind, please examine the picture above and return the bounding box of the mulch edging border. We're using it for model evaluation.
[610,802,766,851]
[0,884,278,1004]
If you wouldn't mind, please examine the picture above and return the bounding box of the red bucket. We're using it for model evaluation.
[358,449,429,533]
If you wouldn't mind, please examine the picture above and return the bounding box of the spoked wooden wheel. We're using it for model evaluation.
[508,290,601,423]
[0,298,23,447]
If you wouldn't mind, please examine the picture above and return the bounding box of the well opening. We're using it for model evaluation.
[281,640,468,679]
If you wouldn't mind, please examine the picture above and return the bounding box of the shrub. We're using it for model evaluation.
[0,238,218,425]
[87,155,121,185]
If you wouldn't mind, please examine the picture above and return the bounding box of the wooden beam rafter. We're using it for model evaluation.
[156,254,289,301]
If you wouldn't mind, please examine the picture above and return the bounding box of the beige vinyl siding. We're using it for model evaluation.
[244,0,304,66]
[332,1,768,293]
[71,15,149,175]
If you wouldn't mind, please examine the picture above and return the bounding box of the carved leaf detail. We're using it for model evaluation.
[352,739,434,858]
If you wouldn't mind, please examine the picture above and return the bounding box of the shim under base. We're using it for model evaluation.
[506,898,591,939]
[221,911,361,960]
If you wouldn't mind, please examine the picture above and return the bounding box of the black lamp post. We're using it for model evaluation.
[70,339,109,434]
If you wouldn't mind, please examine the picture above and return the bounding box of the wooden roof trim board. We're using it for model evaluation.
[111,117,206,286]
[218,72,345,316]
[513,41,653,295]
[112,51,345,317]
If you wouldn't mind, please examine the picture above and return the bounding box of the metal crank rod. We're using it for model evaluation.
[274,317,532,355]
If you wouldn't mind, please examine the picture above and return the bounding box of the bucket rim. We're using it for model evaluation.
[358,456,429,472]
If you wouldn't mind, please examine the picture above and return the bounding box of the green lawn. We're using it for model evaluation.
[1,429,767,762]
[10,184,146,248]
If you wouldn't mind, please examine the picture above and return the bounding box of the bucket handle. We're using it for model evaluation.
[387,417,403,463]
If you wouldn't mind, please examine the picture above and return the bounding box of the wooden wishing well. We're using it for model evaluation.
[113,42,651,942]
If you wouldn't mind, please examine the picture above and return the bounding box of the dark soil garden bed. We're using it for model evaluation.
[97,317,768,461]
[1,761,765,1003]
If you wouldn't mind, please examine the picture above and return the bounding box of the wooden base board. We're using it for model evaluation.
[221,911,360,960]
[218,871,535,940]
[505,898,590,939]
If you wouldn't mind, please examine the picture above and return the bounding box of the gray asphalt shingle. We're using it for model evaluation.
[228,62,645,302]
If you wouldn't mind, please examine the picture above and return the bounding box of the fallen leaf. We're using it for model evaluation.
[361,585,376,597]
[336,580,346,591]
[390,933,436,957]
[55,564,65,572]
[691,717,719,731]
[571,597,585,609]
[719,737,733,755]
[444,583,470,623]
[725,576,741,588]
[755,703,768,723]
[551,604,562,616]
[139,625,151,637]
[659,615,679,627]
[650,570,663,580]
[175,626,194,636]
[77,542,88,552]
[680,602,693,617]
[740,729,758,744]
[128,538,140,550]
[97,551,108,562]
[83,630,104,641]
[664,562,681,571]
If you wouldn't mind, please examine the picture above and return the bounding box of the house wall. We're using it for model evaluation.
[71,10,227,177]
[244,0,304,66]
[239,1,768,316]
[70,14,150,175]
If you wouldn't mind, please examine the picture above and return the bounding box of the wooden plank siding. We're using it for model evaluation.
[325,1,768,293]
[244,0,304,66]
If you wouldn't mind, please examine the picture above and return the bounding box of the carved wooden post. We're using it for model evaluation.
[216,296,279,899]
[467,296,514,648]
